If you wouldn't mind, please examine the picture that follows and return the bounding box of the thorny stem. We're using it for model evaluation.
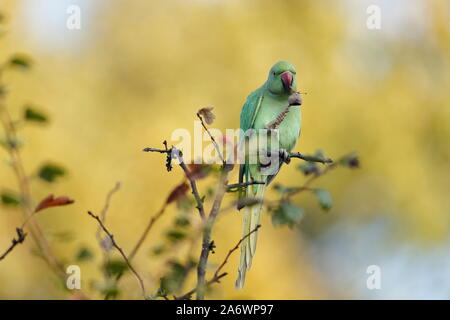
[196,161,235,300]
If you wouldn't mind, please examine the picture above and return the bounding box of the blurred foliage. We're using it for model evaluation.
[1,191,21,206]
[37,163,66,183]
[24,105,48,123]
[75,247,93,262]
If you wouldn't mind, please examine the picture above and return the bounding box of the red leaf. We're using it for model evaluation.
[187,164,210,181]
[35,194,75,213]
[166,182,190,204]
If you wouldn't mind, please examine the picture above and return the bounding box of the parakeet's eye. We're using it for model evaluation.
[273,72,276,76]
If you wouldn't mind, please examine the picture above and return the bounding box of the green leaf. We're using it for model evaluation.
[51,231,75,242]
[1,191,21,206]
[151,245,166,256]
[101,285,120,299]
[38,163,66,183]
[104,260,128,276]
[339,153,359,168]
[149,286,168,300]
[9,54,32,69]
[76,247,93,261]
[174,216,190,227]
[160,260,195,294]
[273,183,301,196]
[314,189,333,211]
[166,230,187,242]
[272,201,304,228]
[24,106,48,123]
[297,161,319,175]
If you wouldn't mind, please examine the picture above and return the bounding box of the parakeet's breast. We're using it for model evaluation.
[253,94,302,152]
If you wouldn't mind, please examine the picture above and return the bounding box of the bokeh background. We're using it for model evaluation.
[0,0,449,299]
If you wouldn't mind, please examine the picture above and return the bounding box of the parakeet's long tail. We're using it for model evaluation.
[235,182,266,289]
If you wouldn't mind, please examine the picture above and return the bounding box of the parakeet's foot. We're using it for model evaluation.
[279,149,291,164]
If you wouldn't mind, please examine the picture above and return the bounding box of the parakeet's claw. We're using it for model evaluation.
[279,149,291,164]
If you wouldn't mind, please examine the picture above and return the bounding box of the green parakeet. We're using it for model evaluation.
[236,61,301,289]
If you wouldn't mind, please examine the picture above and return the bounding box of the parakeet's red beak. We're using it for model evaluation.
[281,71,293,91]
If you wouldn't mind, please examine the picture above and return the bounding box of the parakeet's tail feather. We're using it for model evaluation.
[235,183,265,289]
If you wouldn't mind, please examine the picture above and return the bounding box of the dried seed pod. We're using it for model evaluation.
[288,92,302,106]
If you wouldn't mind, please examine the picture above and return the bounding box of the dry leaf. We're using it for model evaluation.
[166,182,190,204]
[198,106,216,125]
[288,92,302,106]
[187,164,210,181]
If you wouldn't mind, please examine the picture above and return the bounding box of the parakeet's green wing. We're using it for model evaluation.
[238,87,264,207]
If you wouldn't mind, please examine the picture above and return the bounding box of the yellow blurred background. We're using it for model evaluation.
[0,0,450,299]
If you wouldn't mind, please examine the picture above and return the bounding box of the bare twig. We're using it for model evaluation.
[196,164,233,300]
[290,152,333,164]
[96,182,121,282]
[212,224,261,280]
[286,162,337,199]
[226,181,265,192]
[143,145,206,219]
[129,204,166,261]
[87,211,147,299]
[0,196,73,263]
[197,111,225,164]
[0,71,64,275]
[0,228,27,261]
[105,180,190,299]
[177,224,261,300]
[96,182,121,249]
[98,182,121,228]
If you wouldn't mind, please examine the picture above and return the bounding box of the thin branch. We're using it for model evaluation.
[212,224,261,280]
[128,204,166,261]
[0,228,27,261]
[197,112,225,164]
[286,162,337,199]
[143,145,206,219]
[226,181,265,192]
[141,147,170,154]
[290,152,333,164]
[96,182,121,283]
[105,181,188,299]
[87,211,147,299]
[96,182,121,249]
[99,182,121,227]
[177,224,261,300]
[0,79,64,275]
[196,164,233,300]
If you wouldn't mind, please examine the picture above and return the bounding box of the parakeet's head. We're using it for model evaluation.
[266,61,297,95]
